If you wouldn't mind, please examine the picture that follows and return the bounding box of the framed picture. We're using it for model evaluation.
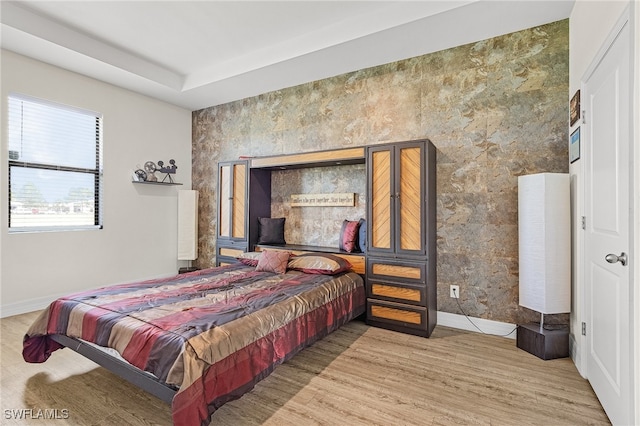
[570,127,580,163]
[570,90,580,126]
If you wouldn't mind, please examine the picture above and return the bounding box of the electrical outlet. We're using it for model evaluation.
[450,285,460,298]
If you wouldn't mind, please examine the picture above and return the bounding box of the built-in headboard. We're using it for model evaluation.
[255,244,365,276]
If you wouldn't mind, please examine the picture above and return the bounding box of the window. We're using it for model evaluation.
[8,94,103,232]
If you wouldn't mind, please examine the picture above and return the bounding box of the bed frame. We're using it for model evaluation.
[50,334,177,403]
[48,251,363,407]
[49,243,365,408]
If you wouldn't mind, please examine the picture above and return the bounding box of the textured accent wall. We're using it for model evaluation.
[192,20,569,324]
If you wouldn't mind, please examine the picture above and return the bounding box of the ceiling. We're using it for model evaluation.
[1,1,574,111]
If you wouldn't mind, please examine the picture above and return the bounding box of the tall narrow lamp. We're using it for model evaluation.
[517,173,570,360]
[178,190,199,273]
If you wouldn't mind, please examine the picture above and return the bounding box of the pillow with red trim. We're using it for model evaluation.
[255,250,290,274]
[287,253,352,275]
[236,251,261,266]
[338,220,360,253]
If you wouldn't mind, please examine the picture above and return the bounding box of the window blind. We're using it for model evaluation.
[8,94,103,232]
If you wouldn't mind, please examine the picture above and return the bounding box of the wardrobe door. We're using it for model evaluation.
[218,164,232,239]
[218,161,247,241]
[368,145,394,255]
[231,163,246,239]
[396,142,426,257]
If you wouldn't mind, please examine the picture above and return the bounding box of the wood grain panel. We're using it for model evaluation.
[218,165,231,238]
[335,254,365,275]
[219,247,244,257]
[250,147,365,168]
[370,305,423,325]
[232,164,246,238]
[371,283,421,302]
[399,146,421,251]
[371,263,422,279]
[371,150,391,249]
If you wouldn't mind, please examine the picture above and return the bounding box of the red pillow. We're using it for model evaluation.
[255,250,290,274]
[339,220,360,253]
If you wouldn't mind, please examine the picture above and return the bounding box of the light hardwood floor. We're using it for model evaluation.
[1,311,609,425]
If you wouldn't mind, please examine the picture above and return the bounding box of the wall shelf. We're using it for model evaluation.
[132,181,182,186]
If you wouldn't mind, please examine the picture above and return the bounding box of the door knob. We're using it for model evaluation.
[605,252,627,266]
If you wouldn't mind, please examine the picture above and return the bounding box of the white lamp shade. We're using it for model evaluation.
[178,190,199,261]
[518,173,570,314]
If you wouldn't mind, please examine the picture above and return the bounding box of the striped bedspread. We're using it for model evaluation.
[23,263,365,425]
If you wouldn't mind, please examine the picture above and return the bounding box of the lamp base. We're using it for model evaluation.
[516,323,569,360]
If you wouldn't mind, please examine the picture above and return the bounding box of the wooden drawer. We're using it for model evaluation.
[216,240,249,259]
[367,280,426,306]
[215,240,248,267]
[218,246,245,258]
[367,258,426,284]
[367,299,427,330]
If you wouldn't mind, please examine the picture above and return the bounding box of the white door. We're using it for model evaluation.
[584,19,632,426]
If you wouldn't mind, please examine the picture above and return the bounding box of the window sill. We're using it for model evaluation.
[8,225,103,234]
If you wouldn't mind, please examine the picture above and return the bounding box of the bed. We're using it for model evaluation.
[23,254,365,426]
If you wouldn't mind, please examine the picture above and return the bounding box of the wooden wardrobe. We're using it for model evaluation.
[366,139,437,337]
[215,160,270,265]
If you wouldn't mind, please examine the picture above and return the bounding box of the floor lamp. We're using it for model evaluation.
[517,173,570,360]
[178,190,199,273]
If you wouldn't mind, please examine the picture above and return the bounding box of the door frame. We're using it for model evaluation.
[579,4,637,424]
[632,3,640,423]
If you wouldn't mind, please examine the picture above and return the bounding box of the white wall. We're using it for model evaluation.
[0,50,193,317]
[569,0,639,422]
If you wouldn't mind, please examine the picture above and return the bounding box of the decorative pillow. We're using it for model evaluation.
[357,218,366,252]
[287,253,352,275]
[338,220,360,253]
[255,250,290,274]
[236,251,261,266]
[257,217,286,245]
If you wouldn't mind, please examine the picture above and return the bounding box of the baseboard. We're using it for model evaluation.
[0,293,65,318]
[569,332,587,378]
[1,272,176,319]
[437,311,517,339]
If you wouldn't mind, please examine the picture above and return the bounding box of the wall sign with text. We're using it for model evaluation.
[290,193,355,207]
